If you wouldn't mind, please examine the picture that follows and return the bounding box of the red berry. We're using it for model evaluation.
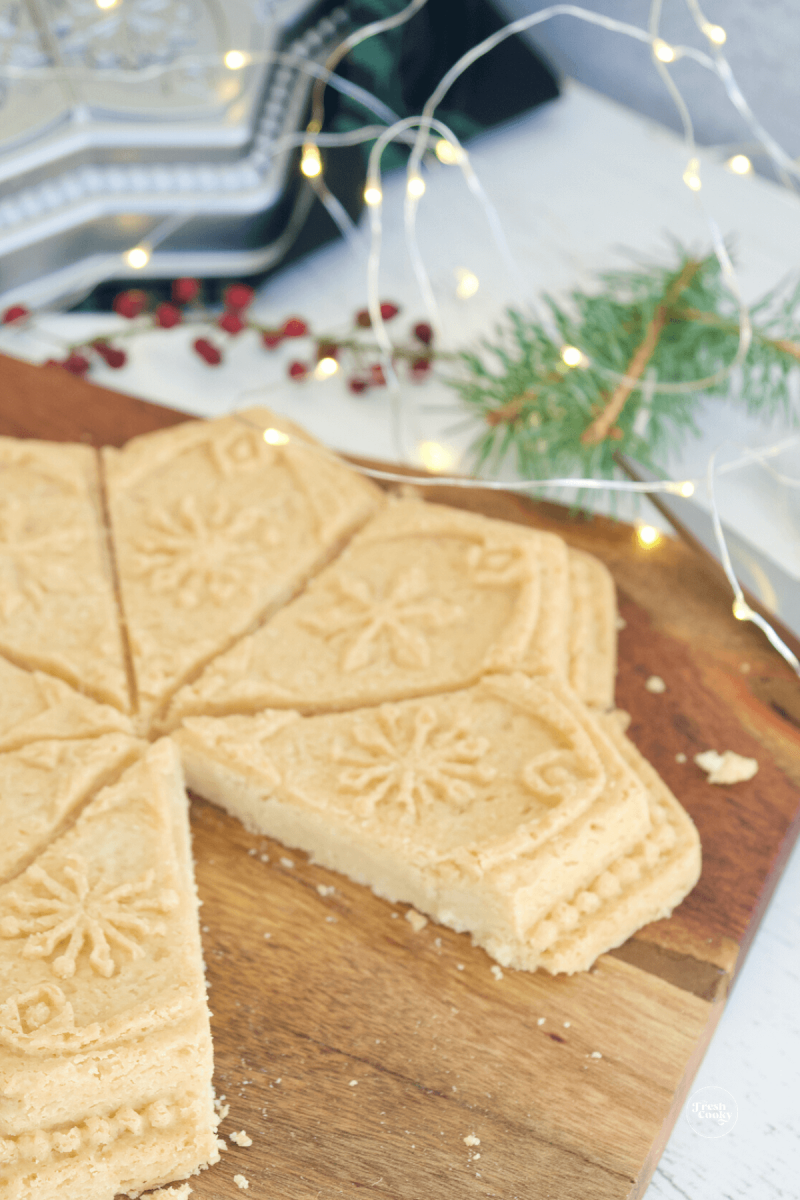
[410,355,432,377]
[282,317,308,338]
[348,376,369,394]
[155,302,182,329]
[223,283,254,312]
[413,321,433,346]
[219,311,246,335]
[193,337,222,365]
[380,302,399,321]
[316,341,338,361]
[2,304,29,324]
[288,360,308,380]
[261,330,283,349]
[62,353,91,375]
[112,289,146,319]
[94,342,127,369]
[172,277,200,305]
[369,363,386,386]
[355,308,371,328]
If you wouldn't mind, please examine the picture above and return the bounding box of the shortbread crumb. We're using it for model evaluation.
[645,675,666,694]
[490,965,503,981]
[405,908,428,932]
[695,749,758,785]
[464,1134,481,1147]
[590,1051,603,1059]
[317,883,335,896]
[675,752,687,763]
[230,1130,253,1147]
[234,1175,250,1190]
[280,856,295,868]
[537,1017,545,1026]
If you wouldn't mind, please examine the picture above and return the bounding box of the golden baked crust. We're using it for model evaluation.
[567,548,617,711]
[165,497,570,724]
[174,675,652,967]
[102,407,382,731]
[0,437,129,712]
[0,740,218,1199]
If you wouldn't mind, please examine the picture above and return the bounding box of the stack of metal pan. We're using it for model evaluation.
[0,0,348,307]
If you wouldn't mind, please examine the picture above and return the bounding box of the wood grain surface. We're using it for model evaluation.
[2,351,799,1200]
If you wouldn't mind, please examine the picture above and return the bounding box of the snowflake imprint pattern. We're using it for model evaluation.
[0,496,84,618]
[335,705,496,822]
[133,494,279,608]
[0,857,179,978]
[302,567,463,672]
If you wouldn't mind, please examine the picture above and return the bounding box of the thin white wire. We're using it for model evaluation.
[398,4,756,399]
[706,448,800,676]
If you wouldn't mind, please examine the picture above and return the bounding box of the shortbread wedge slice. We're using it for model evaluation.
[0,733,144,885]
[165,498,569,726]
[566,548,617,711]
[0,654,133,755]
[102,407,382,731]
[0,739,218,1200]
[519,713,702,975]
[0,437,129,711]
[174,674,651,971]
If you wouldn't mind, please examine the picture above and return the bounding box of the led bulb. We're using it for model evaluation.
[636,524,661,548]
[560,344,583,367]
[314,357,339,379]
[263,428,290,445]
[124,246,149,269]
[652,38,676,63]
[435,139,461,165]
[407,174,426,198]
[682,158,702,191]
[702,22,726,45]
[95,0,120,8]
[726,154,752,175]
[678,480,695,497]
[364,185,383,206]
[301,145,322,178]
[224,50,248,70]
[418,441,458,473]
[732,597,752,620]
[455,269,479,299]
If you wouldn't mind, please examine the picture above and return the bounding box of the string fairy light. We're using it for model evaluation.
[123,246,150,269]
[235,414,800,677]
[726,154,753,175]
[1,5,796,671]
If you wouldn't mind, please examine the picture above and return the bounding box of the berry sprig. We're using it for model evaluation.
[1,281,442,389]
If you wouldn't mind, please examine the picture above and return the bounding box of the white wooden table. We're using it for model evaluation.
[4,80,799,1200]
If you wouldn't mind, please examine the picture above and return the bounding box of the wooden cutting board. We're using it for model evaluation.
[2,351,800,1200]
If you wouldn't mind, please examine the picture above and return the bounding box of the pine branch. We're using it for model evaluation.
[581,258,703,445]
[445,245,800,487]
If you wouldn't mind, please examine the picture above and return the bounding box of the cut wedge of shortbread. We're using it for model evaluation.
[0,739,218,1199]
[0,654,132,755]
[0,733,144,886]
[0,437,129,711]
[523,714,702,974]
[174,674,652,970]
[102,408,382,731]
[164,498,576,726]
